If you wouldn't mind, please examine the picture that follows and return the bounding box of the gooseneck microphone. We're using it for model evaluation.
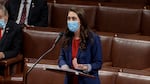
[54,32,64,44]
[24,32,64,84]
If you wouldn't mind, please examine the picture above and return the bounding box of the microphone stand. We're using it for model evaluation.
[24,32,63,84]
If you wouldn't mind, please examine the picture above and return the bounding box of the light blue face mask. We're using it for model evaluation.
[0,19,6,29]
[67,21,79,32]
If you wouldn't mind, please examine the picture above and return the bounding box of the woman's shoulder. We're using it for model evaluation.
[88,31,100,45]
[89,31,100,39]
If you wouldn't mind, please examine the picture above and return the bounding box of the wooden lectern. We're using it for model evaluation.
[26,63,95,84]
[45,65,95,78]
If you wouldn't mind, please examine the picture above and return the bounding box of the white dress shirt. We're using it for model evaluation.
[16,0,32,25]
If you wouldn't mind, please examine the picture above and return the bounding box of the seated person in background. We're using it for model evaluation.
[0,4,22,75]
[5,0,48,27]
[58,7,102,84]
[0,0,7,5]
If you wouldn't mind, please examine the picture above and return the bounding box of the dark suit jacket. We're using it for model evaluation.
[5,0,48,27]
[0,20,22,59]
[58,32,102,84]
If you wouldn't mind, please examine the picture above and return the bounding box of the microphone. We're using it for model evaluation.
[24,32,64,84]
[54,32,64,44]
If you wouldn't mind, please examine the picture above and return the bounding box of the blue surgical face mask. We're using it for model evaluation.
[0,19,6,29]
[67,21,79,32]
